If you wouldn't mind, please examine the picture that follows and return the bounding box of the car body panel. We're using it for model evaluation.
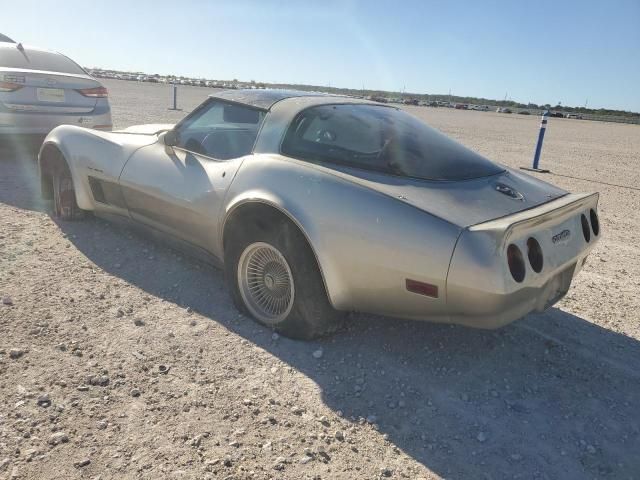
[447,193,599,327]
[119,139,243,254]
[39,90,601,329]
[0,69,99,112]
[223,154,461,314]
[117,124,174,135]
[41,125,159,213]
[303,163,567,228]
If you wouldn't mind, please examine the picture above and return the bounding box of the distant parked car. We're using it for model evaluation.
[454,103,468,110]
[0,33,15,43]
[566,113,583,119]
[0,42,112,136]
[517,111,531,115]
[496,107,512,114]
[471,105,489,111]
[549,111,564,118]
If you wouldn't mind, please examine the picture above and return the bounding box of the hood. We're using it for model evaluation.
[116,124,174,135]
[327,165,568,228]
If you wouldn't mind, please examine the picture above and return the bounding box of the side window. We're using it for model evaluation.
[281,104,384,167]
[300,111,382,152]
[176,100,265,160]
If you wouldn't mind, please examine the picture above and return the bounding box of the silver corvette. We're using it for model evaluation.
[38,89,601,339]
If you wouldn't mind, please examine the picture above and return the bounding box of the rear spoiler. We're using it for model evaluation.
[469,193,599,245]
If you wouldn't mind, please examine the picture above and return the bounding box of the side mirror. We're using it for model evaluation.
[163,129,178,147]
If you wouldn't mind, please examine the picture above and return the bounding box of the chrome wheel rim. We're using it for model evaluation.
[237,242,295,325]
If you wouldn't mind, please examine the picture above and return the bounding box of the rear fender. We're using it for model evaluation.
[223,155,462,316]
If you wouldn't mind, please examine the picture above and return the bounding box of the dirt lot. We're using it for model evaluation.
[1,79,639,480]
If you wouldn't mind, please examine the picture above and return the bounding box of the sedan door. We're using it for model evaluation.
[119,99,265,258]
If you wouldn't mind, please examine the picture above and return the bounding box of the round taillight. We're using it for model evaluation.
[581,214,591,242]
[527,237,543,273]
[507,244,525,283]
[590,209,599,236]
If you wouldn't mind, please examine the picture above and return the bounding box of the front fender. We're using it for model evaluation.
[39,125,161,211]
[223,155,461,318]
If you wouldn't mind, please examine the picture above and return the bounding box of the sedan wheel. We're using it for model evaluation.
[237,242,295,325]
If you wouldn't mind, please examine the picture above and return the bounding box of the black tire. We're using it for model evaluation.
[225,219,342,340]
[51,155,85,221]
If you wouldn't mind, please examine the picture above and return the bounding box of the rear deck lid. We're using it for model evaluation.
[328,165,568,228]
[0,43,101,114]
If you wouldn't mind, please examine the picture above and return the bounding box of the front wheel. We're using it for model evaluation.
[225,221,342,340]
[51,163,85,221]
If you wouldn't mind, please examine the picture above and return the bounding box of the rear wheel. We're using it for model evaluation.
[238,242,296,325]
[225,219,342,340]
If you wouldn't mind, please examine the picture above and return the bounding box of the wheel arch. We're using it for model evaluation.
[221,198,336,309]
[38,142,62,200]
[38,130,95,210]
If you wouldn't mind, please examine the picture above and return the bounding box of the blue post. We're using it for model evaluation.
[168,83,181,111]
[521,110,550,173]
[172,83,177,110]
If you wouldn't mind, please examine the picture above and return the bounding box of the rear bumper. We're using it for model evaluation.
[447,260,585,329]
[0,104,112,135]
[445,193,600,329]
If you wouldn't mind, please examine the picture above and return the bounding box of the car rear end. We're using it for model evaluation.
[446,193,601,328]
[0,43,112,139]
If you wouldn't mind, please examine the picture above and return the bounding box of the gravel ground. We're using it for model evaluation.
[1,79,639,480]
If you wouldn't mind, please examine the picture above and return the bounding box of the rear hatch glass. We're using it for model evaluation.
[0,45,86,75]
[281,103,504,181]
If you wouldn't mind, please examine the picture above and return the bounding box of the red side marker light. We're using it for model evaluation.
[406,279,438,298]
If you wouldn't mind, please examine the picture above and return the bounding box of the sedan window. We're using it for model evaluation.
[175,100,265,160]
[281,104,504,181]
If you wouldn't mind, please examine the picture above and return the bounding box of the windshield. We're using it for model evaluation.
[0,46,86,75]
[174,99,266,159]
[281,103,504,181]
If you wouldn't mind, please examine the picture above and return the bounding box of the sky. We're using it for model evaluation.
[2,0,639,111]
